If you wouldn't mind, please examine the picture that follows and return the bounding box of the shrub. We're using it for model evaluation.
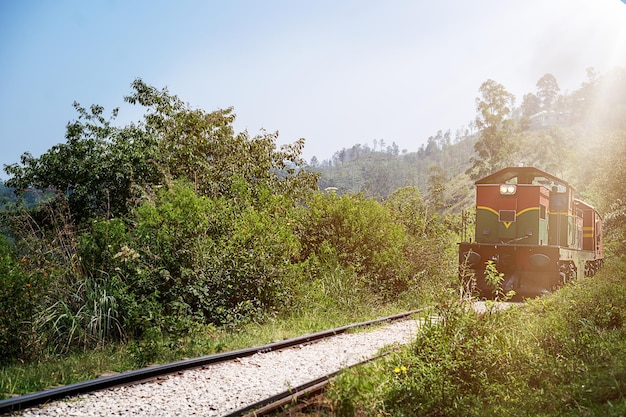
[385,186,458,296]
[127,179,300,330]
[295,192,407,298]
[0,236,47,363]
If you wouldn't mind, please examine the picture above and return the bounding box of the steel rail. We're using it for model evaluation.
[225,353,387,417]
[0,309,423,414]
[228,302,510,416]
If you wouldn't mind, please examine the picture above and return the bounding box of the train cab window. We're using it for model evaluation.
[551,192,567,211]
[540,204,547,220]
[499,210,516,223]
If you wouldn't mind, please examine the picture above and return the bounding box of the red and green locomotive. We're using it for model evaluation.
[459,166,603,299]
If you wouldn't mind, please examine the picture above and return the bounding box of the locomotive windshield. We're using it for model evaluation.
[476,167,572,193]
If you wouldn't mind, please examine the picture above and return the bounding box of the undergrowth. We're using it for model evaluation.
[0,289,423,400]
[327,261,626,417]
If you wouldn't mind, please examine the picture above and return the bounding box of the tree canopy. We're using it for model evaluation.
[4,79,319,228]
[466,79,517,180]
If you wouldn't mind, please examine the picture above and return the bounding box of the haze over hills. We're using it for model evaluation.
[2,67,625,218]
[312,67,626,213]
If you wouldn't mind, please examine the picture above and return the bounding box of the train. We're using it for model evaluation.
[458,166,603,299]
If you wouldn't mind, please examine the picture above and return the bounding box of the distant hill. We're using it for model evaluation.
[310,132,477,202]
[312,67,626,214]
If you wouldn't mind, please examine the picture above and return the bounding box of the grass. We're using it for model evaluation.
[0,291,424,400]
[326,260,626,416]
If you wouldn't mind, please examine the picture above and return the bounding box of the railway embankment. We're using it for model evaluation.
[328,263,626,416]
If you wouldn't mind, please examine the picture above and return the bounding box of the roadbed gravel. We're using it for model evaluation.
[8,318,423,417]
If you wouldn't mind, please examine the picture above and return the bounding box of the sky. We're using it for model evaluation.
[1,0,626,180]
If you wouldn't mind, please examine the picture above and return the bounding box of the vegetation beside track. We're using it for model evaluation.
[2,69,626,410]
[0,299,422,399]
[326,262,626,416]
[0,80,456,400]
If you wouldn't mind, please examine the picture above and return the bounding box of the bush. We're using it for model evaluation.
[0,236,47,363]
[330,264,626,416]
[126,179,301,330]
[295,192,407,298]
[385,186,458,296]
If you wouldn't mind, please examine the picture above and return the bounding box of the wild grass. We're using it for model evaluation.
[0,280,423,400]
[327,261,626,417]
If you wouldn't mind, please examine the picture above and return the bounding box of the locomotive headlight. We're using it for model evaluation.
[499,184,517,195]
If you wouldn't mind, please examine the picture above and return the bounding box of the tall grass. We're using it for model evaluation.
[328,261,626,416]
[36,276,124,354]
[0,288,419,399]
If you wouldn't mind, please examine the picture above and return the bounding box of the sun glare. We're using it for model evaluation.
[592,0,626,68]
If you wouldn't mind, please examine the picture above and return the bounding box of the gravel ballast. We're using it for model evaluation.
[9,319,422,417]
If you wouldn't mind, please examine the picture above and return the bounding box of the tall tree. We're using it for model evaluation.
[519,92,542,130]
[427,165,448,212]
[466,79,517,180]
[521,93,542,117]
[5,102,161,225]
[124,79,319,200]
[536,73,560,110]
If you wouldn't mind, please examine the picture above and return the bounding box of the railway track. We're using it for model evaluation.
[234,301,515,417]
[226,352,385,417]
[1,309,425,416]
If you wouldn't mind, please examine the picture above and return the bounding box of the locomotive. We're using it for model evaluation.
[458,166,603,299]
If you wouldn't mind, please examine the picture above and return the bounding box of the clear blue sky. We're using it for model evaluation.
[1,0,625,180]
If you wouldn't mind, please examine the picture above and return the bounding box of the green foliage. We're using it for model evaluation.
[0,79,320,360]
[384,186,427,236]
[295,192,407,298]
[124,79,319,200]
[123,179,301,330]
[127,327,164,368]
[590,131,626,258]
[4,102,162,226]
[427,165,448,211]
[484,260,515,301]
[35,276,126,354]
[330,264,626,416]
[0,236,47,364]
[467,79,518,179]
[4,79,317,232]
[289,244,370,317]
[316,135,476,203]
[0,346,130,399]
[11,197,130,354]
[1,198,132,359]
[385,186,458,293]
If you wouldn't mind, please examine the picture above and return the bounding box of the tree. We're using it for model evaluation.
[124,79,319,200]
[427,165,448,212]
[5,79,319,229]
[521,93,542,117]
[519,93,542,130]
[536,73,560,110]
[591,131,626,257]
[466,79,517,180]
[5,102,162,226]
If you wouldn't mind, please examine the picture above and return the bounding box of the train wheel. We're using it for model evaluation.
[558,261,576,285]
[568,263,577,282]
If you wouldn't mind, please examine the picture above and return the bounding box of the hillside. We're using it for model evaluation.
[312,67,626,214]
[311,133,476,205]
